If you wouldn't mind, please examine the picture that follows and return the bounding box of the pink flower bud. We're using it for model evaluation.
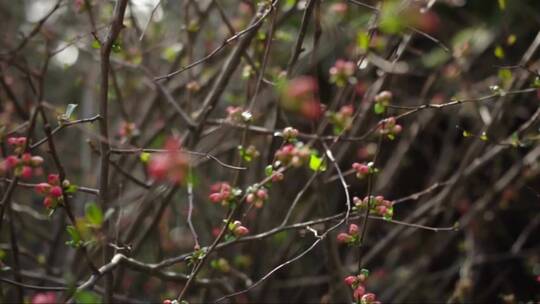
[31,292,57,304]
[48,174,60,185]
[234,226,249,237]
[209,193,223,203]
[246,193,255,204]
[147,154,169,180]
[344,276,357,286]
[7,137,18,146]
[271,172,284,182]
[361,293,376,303]
[353,285,366,300]
[348,224,360,235]
[337,232,352,244]
[163,300,172,304]
[256,189,268,200]
[35,183,51,194]
[21,153,32,164]
[21,166,33,179]
[50,186,63,198]
[43,197,53,208]
[16,137,27,146]
[393,124,402,134]
[5,156,19,169]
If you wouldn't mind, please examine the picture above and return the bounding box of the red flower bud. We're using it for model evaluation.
[344,275,357,286]
[21,166,33,179]
[43,197,53,208]
[209,193,223,203]
[234,226,249,237]
[337,232,352,244]
[7,137,18,146]
[48,174,60,185]
[50,186,63,198]
[348,224,360,235]
[5,156,19,169]
[35,183,51,194]
[16,137,27,146]
[353,285,366,300]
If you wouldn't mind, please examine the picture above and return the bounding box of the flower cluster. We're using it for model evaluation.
[337,223,360,245]
[208,182,242,206]
[147,137,188,185]
[378,117,402,140]
[246,186,268,208]
[274,143,311,167]
[229,220,249,237]
[282,126,299,142]
[327,105,354,134]
[32,292,57,304]
[329,59,356,87]
[35,174,64,209]
[352,162,377,179]
[282,76,324,120]
[373,90,392,114]
[1,137,43,179]
[226,106,252,124]
[344,269,380,304]
[354,195,393,220]
[265,165,284,183]
[238,145,260,162]
[118,121,139,142]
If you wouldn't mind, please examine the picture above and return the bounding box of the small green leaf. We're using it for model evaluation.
[74,291,102,304]
[265,165,273,176]
[66,225,81,248]
[374,102,386,115]
[462,130,472,137]
[65,184,79,194]
[498,68,512,84]
[111,41,122,53]
[139,152,151,163]
[309,152,326,172]
[85,202,103,227]
[356,31,370,52]
[506,34,517,46]
[91,39,100,49]
[532,77,540,88]
[65,104,78,119]
[494,46,505,59]
[498,0,506,10]
[480,132,488,141]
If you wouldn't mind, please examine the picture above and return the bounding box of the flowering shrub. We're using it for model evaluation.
[0,1,538,303]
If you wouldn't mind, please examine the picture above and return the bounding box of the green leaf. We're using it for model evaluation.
[65,104,78,119]
[532,77,540,88]
[111,41,122,53]
[506,34,517,46]
[356,31,370,52]
[480,132,488,141]
[139,152,151,163]
[65,184,79,194]
[494,45,505,59]
[374,102,386,115]
[462,130,472,138]
[66,225,81,248]
[91,39,100,49]
[498,68,512,84]
[85,202,103,227]
[265,165,273,176]
[309,152,326,172]
[74,291,102,304]
[498,0,506,10]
